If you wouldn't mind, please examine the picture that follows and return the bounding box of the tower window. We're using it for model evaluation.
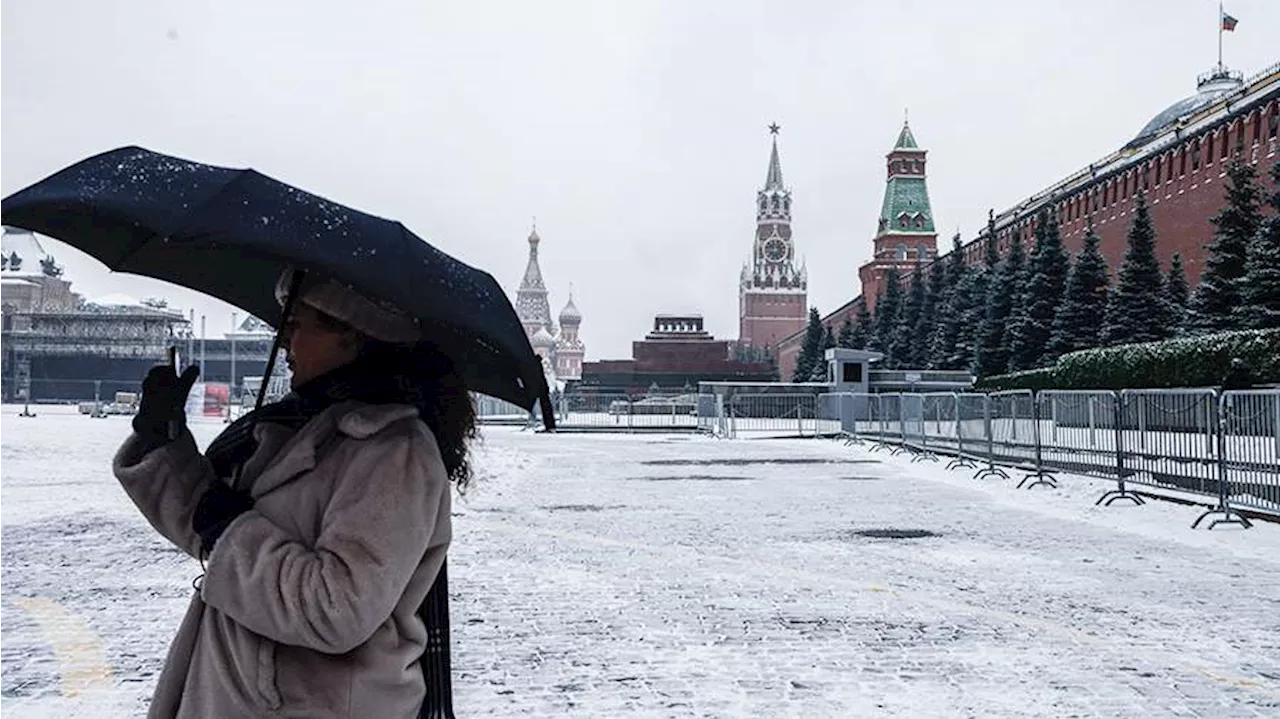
[1222,126,1231,157]
[1155,157,1163,184]
[759,196,766,211]
[1269,105,1278,138]
[1206,132,1215,164]
[1179,147,1187,176]
[914,216,923,228]
[895,244,907,260]
[1191,139,1201,172]
[899,217,908,228]
[1253,110,1262,144]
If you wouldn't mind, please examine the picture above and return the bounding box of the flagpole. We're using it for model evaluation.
[1218,1,1223,72]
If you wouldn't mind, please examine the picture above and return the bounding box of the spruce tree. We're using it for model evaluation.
[792,307,825,382]
[892,263,926,368]
[1102,190,1168,345]
[837,318,855,349]
[1008,209,1069,369]
[949,271,982,371]
[871,269,902,361]
[1188,159,1263,333]
[976,224,1025,377]
[1163,253,1190,336]
[1047,225,1109,360]
[915,254,946,367]
[850,299,872,349]
[1237,161,1280,329]
[929,233,969,368]
[964,211,999,373]
[983,210,1000,271]
[809,324,837,381]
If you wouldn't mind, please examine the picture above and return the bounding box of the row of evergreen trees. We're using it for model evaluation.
[792,159,1280,382]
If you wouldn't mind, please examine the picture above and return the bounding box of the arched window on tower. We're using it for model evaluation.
[784,197,791,212]
[1236,120,1245,153]
[1269,103,1279,139]
[1206,131,1215,164]
[759,196,767,212]
[1179,147,1187,176]
[895,244,907,260]
[1222,125,1232,157]
[1254,110,1262,144]
[899,216,908,228]
[771,195,779,210]
[914,216,923,228]
[1191,139,1201,172]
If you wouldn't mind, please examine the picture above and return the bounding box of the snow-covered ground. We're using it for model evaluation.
[3,405,1280,717]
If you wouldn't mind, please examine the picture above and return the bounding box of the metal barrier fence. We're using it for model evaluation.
[724,393,819,438]
[476,392,701,431]
[810,389,1280,529]
[480,387,1276,524]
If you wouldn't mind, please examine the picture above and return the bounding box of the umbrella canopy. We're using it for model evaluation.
[2,146,554,426]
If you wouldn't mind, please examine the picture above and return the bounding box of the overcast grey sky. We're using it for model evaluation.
[4,0,1278,359]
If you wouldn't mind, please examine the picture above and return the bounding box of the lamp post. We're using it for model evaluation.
[200,315,207,378]
[230,311,238,400]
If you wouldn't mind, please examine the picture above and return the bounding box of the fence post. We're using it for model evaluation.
[954,394,963,455]
[1091,389,1144,507]
[974,394,1008,479]
[1017,391,1055,489]
[946,393,976,470]
[1115,391,1126,489]
[1088,394,1096,448]
[1192,391,1253,529]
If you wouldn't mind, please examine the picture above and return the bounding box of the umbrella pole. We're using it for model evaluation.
[254,270,307,412]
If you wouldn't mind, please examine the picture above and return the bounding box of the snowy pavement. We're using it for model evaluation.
[3,406,1280,717]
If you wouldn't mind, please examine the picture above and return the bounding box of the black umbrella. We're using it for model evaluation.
[2,146,554,428]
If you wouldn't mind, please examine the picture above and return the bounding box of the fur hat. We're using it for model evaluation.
[275,267,422,344]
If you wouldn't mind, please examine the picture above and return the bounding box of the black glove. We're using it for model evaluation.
[133,363,201,447]
[193,481,255,556]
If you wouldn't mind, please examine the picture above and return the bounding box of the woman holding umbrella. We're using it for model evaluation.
[113,267,472,718]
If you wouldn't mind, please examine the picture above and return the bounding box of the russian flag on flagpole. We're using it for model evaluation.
[1221,12,1238,31]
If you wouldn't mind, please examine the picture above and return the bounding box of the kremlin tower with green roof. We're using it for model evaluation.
[858,119,939,313]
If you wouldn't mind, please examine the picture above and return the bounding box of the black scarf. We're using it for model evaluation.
[202,348,455,718]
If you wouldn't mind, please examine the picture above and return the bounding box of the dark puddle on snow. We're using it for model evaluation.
[628,475,753,482]
[845,528,940,540]
[641,458,876,467]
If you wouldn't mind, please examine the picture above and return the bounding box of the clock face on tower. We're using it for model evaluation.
[763,237,787,263]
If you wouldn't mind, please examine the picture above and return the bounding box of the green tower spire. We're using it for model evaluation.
[876,120,934,237]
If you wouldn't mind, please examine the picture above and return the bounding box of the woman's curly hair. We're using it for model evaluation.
[317,310,479,491]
